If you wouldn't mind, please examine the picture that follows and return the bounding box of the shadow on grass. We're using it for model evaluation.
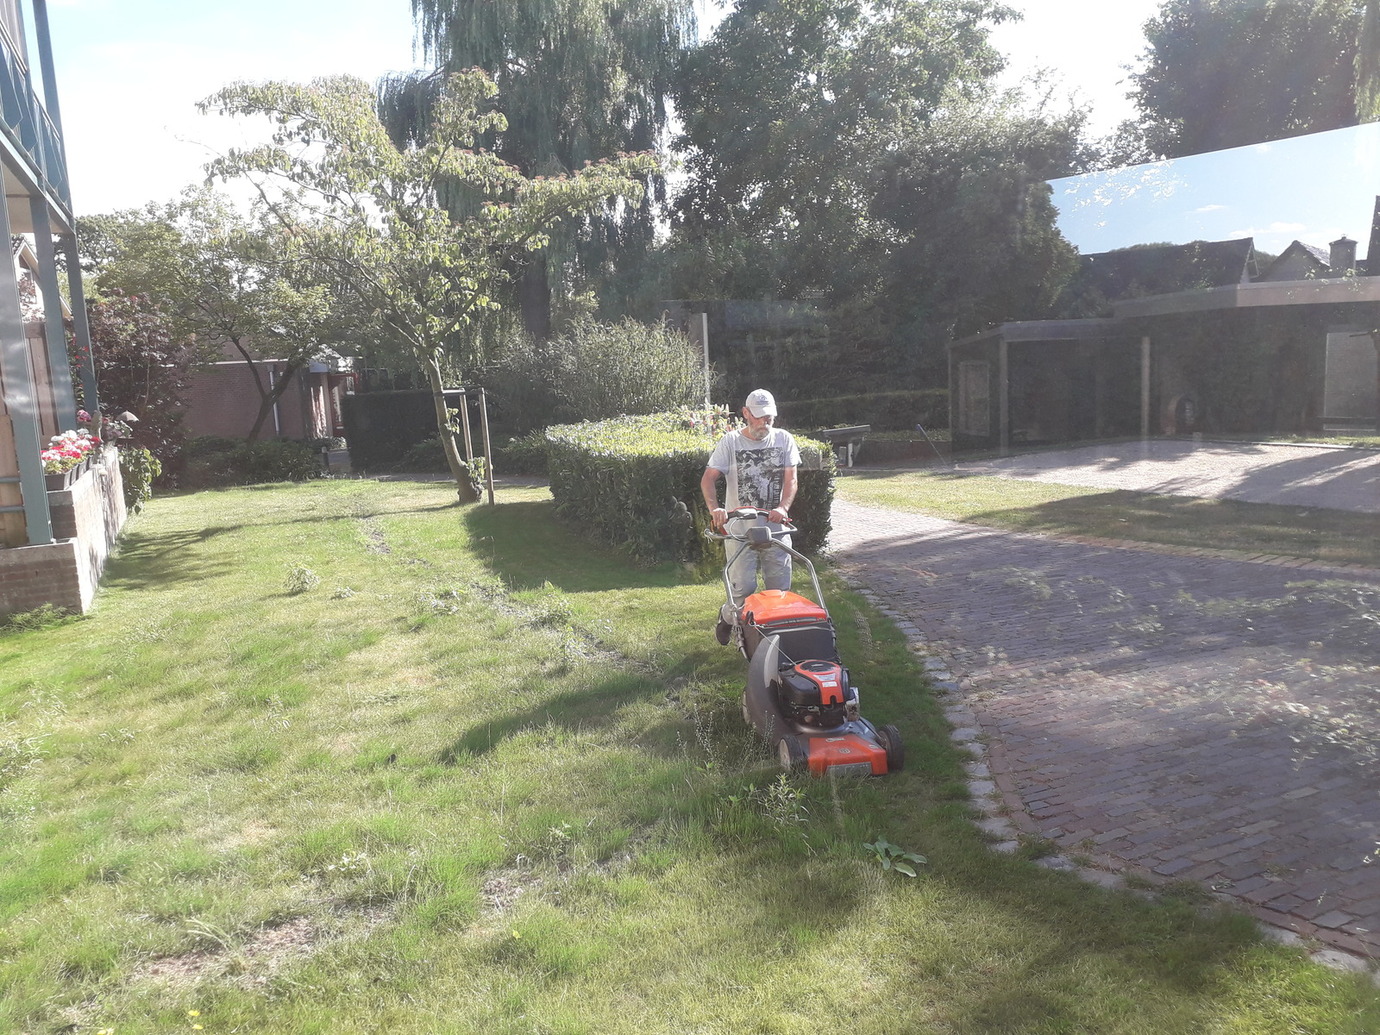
[437,669,664,763]
[463,500,695,594]
[100,524,242,591]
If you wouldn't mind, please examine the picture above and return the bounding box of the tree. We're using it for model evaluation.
[201,70,658,501]
[1120,0,1366,162]
[80,189,341,442]
[667,0,1083,382]
[378,0,695,337]
[672,0,1014,290]
[1356,0,1380,121]
[79,291,196,465]
[857,95,1083,374]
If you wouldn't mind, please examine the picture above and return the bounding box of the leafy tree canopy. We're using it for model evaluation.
[673,0,1015,252]
[200,70,657,499]
[1116,0,1366,162]
[665,0,1084,381]
[379,0,696,336]
[79,188,345,441]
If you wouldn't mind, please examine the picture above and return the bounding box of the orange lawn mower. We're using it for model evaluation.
[707,509,904,777]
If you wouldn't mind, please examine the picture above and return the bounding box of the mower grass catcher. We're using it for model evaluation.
[709,510,904,777]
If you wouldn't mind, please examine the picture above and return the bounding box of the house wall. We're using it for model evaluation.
[182,362,313,440]
[0,446,125,618]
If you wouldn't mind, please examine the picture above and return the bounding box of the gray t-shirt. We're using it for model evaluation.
[707,427,801,511]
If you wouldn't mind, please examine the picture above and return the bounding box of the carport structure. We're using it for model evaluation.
[949,277,1380,454]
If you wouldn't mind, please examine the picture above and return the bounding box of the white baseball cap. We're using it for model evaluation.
[745,388,777,418]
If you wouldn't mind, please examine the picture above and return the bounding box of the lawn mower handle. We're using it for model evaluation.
[703,508,797,541]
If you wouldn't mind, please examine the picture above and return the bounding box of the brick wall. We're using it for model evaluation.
[182,362,312,440]
[0,448,127,619]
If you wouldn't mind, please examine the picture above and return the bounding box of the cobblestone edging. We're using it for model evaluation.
[838,571,1379,982]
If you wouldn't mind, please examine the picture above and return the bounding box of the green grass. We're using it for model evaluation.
[2,479,1377,1033]
[837,469,1380,569]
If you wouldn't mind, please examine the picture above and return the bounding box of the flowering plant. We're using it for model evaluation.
[41,428,101,474]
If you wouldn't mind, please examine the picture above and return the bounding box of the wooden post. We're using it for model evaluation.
[998,338,1010,456]
[698,312,710,408]
[457,387,474,461]
[1141,335,1152,439]
[478,387,495,506]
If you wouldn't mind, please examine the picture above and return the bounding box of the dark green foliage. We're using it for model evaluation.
[480,329,562,435]
[118,447,162,513]
[1119,0,1365,161]
[180,437,324,489]
[340,391,440,471]
[546,411,835,566]
[379,0,696,335]
[493,430,549,475]
[782,391,949,433]
[1147,308,1334,434]
[79,291,193,467]
[1052,240,1258,320]
[668,0,1084,382]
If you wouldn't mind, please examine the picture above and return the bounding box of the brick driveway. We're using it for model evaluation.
[828,499,1380,958]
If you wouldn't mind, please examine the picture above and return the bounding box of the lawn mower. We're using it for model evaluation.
[707,509,904,777]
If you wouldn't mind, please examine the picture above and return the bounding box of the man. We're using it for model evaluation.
[701,389,801,628]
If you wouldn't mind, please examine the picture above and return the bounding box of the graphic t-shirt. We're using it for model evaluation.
[707,427,801,511]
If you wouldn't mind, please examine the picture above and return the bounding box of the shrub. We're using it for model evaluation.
[481,331,563,435]
[118,446,162,513]
[181,437,324,489]
[546,410,834,566]
[78,292,194,467]
[552,319,708,422]
[492,430,549,476]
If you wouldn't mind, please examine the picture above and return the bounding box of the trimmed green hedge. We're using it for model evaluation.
[546,410,835,567]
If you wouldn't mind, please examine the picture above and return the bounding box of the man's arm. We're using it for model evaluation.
[768,465,797,525]
[701,466,728,531]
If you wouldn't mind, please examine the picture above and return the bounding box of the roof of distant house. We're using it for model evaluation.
[1077,238,1257,299]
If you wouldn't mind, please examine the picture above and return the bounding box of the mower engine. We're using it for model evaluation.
[777,659,859,728]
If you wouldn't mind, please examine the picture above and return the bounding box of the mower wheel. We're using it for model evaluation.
[878,724,905,773]
[777,736,807,771]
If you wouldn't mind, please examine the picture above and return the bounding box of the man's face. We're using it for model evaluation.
[742,407,774,438]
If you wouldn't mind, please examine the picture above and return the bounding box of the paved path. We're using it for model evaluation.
[958,438,1380,513]
[828,490,1380,959]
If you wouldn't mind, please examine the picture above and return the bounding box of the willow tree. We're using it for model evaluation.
[378,0,695,338]
[202,70,657,502]
[1359,0,1380,121]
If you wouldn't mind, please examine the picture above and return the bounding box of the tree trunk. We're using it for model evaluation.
[426,354,481,504]
[244,361,302,443]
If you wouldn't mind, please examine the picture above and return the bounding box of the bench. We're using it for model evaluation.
[820,425,871,467]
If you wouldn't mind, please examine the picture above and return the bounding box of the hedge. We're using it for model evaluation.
[780,389,948,432]
[546,409,835,567]
[340,390,439,470]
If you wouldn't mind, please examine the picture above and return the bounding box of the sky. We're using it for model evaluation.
[36,0,1380,260]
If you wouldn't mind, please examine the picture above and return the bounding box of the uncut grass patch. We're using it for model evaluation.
[0,480,1376,1033]
[837,468,1380,569]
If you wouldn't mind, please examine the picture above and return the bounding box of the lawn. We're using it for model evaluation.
[2,478,1377,1034]
[835,468,1380,569]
